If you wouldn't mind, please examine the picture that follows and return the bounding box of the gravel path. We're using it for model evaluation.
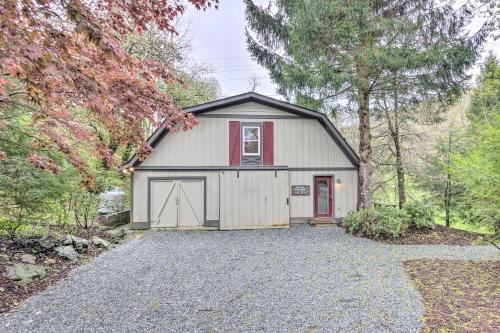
[1,225,497,333]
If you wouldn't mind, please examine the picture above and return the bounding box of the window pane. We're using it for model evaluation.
[317,180,329,214]
[244,141,259,154]
[244,127,259,140]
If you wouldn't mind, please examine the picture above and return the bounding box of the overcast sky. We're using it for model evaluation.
[184,1,500,99]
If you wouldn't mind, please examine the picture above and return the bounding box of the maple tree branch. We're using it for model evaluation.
[8,91,28,97]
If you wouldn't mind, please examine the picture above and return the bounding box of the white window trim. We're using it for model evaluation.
[242,126,261,156]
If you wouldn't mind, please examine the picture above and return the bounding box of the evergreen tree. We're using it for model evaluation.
[420,124,467,227]
[451,56,500,236]
[244,0,493,208]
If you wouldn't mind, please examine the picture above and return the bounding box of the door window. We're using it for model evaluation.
[317,179,329,214]
[314,176,332,217]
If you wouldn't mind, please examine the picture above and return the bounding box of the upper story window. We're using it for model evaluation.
[242,126,261,156]
[229,120,272,166]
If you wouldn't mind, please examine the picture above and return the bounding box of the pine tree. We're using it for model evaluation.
[244,0,493,208]
[451,56,500,236]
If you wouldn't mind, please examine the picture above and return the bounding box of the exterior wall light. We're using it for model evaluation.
[121,166,134,174]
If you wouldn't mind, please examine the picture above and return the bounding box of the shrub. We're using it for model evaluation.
[344,207,410,239]
[403,201,436,230]
[0,158,68,236]
[0,218,23,238]
[344,209,377,235]
[372,207,410,238]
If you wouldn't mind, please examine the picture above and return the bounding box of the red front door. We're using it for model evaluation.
[314,176,333,218]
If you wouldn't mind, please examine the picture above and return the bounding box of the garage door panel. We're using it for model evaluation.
[278,172,289,225]
[150,178,205,228]
[220,171,289,229]
[151,180,177,227]
[178,180,204,227]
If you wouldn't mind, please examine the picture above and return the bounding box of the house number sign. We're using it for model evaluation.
[291,185,310,196]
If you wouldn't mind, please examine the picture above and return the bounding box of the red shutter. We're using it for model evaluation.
[229,121,240,166]
[263,121,274,165]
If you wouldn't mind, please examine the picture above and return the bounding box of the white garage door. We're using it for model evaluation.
[149,178,205,228]
[220,170,289,229]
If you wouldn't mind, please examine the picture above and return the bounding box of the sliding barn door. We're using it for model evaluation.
[220,170,289,229]
[178,180,205,227]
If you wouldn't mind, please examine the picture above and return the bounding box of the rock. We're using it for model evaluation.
[43,258,56,265]
[0,287,4,293]
[20,254,37,265]
[21,239,37,247]
[96,225,113,232]
[91,236,110,249]
[5,263,46,285]
[99,210,130,227]
[72,237,89,252]
[104,228,126,240]
[62,235,74,246]
[54,246,79,261]
[38,235,56,250]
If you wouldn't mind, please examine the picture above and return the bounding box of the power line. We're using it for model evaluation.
[187,56,250,61]
[206,68,266,74]
[202,64,264,69]
[218,76,268,81]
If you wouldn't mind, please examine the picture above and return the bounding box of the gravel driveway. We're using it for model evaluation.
[1,225,497,333]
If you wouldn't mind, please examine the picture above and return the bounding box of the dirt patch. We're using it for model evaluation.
[404,260,500,333]
[0,227,112,313]
[380,225,488,245]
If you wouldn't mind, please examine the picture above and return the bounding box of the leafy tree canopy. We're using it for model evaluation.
[451,56,500,235]
[0,0,218,181]
[245,0,492,113]
[245,0,493,208]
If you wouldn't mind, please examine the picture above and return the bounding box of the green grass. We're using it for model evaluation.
[434,211,494,235]
[372,176,428,204]
[373,176,495,236]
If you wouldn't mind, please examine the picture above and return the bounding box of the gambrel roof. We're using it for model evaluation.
[124,92,359,168]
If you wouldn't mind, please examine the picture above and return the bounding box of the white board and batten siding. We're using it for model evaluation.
[220,170,289,229]
[130,97,359,229]
[289,170,357,220]
[140,116,353,169]
[133,170,291,229]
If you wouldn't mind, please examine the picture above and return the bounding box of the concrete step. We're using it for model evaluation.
[309,218,340,226]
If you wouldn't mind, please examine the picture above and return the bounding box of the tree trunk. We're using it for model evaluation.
[384,83,406,209]
[444,131,452,227]
[394,134,406,209]
[357,88,373,209]
[444,171,451,227]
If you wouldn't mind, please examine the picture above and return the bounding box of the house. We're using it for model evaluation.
[124,92,359,230]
